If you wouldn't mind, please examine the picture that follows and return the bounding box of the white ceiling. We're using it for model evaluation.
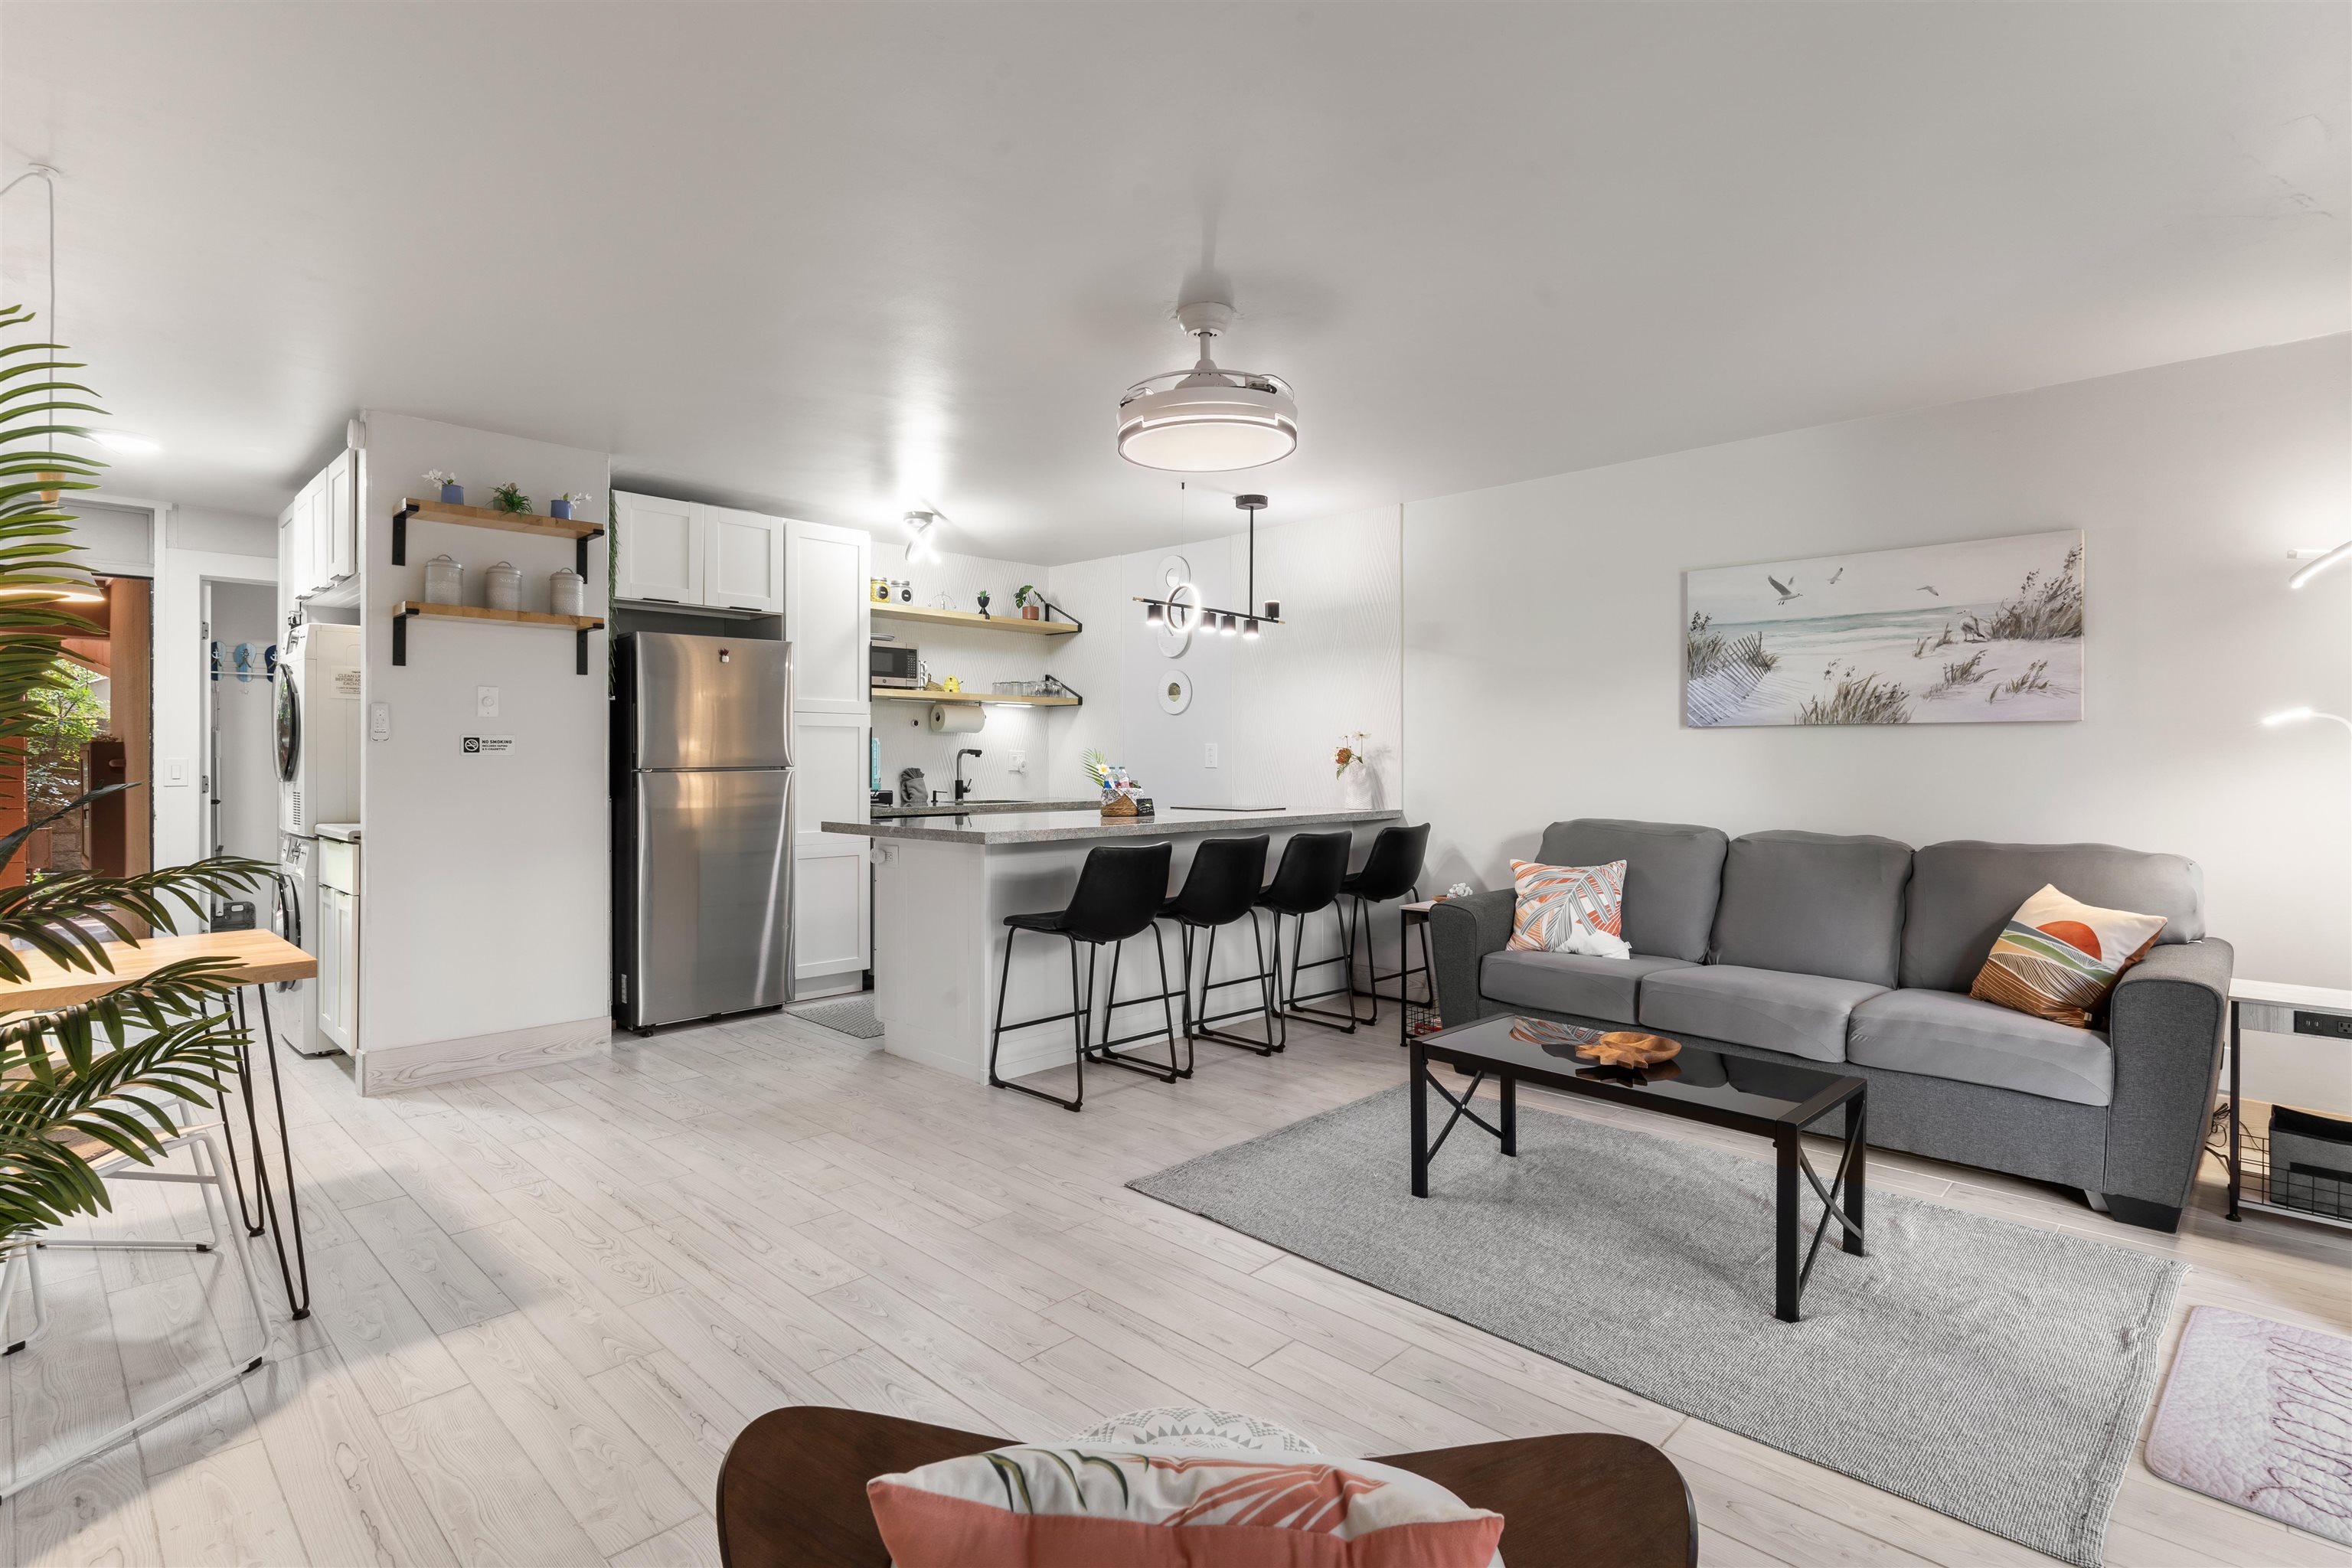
[3,2,2344,564]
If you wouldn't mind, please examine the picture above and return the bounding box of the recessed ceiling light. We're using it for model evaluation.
[92,430,161,456]
[1117,300,1297,472]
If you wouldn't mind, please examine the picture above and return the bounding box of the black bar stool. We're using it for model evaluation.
[1157,835,1274,1059]
[1256,830,1357,1042]
[1337,822,1432,1030]
[987,841,1180,1112]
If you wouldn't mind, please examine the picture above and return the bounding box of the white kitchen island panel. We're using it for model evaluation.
[829,808,1403,1086]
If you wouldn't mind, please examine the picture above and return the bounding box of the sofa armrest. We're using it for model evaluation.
[2102,937,2233,1211]
[1429,889,1516,1029]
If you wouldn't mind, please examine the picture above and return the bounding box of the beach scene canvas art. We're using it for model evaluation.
[1684,530,2083,727]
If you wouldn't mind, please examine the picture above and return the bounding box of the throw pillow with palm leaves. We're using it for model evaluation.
[0,302,270,1251]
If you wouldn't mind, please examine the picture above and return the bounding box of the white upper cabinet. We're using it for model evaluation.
[613,492,704,606]
[322,449,357,586]
[704,505,786,615]
[283,449,358,602]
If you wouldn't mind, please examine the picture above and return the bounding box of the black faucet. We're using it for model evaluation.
[954,748,984,804]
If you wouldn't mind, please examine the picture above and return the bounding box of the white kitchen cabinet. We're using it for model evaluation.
[614,492,703,606]
[315,837,359,1051]
[787,516,871,992]
[704,505,786,614]
[612,493,786,614]
[282,449,357,602]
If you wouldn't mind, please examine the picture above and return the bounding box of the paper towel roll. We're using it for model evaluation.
[928,703,985,734]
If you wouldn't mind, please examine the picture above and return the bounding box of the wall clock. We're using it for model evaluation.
[1157,669,1193,715]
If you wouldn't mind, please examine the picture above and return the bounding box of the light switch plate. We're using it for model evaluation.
[1008,750,1027,773]
[162,757,189,786]
[476,685,500,717]
[1204,743,1220,769]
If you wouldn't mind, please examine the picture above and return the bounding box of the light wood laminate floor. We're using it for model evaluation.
[1,1001,2345,1567]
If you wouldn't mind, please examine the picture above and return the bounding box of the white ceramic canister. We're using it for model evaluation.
[423,554,464,606]
[548,567,585,618]
[484,560,521,612]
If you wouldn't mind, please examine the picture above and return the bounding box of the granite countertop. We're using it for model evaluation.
[871,799,1102,819]
[823,806,1403,845]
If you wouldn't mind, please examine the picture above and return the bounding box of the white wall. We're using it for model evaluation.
[1041,508,1405,816]
[1404,334,2352,990]
[871,541,1063,804]
[355,411,610,1051]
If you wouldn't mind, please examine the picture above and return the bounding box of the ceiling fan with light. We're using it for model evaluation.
[1116,299,1297,473]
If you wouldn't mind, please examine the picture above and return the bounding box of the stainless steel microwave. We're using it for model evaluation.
[870,642,921,688]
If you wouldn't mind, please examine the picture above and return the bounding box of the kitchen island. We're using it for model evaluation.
[819,807,1403,1087]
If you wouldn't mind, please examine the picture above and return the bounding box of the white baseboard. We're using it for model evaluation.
[358,1014,610,1096]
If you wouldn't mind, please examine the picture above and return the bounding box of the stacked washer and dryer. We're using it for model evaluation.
[274,620,361,1056]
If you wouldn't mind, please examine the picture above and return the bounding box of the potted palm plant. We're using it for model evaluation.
[0,302,270,1269]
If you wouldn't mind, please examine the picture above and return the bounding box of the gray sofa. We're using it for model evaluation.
[1428,819,2232,1232]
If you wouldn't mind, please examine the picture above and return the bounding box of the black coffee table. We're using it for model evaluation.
[1410,1013,1869,1323]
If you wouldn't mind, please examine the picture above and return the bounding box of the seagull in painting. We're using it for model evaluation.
[1768,574,1802,605]
[1829,567,1845,584]
[1916,585,1942,596]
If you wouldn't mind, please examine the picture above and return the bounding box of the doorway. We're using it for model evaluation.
[5,573,153,884]
[205,582,278,922]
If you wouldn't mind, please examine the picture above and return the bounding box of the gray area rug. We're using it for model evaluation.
[788,994,883,1040]
[1130,1085,2185,1567]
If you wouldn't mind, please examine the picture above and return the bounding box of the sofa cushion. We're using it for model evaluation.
[1638,965,1886,1064]
[1850,988,2113,1106]
[1903,840,2205,993]
[1481,949,1695,1025]
[1534,819,1728,963]
[1709,831,1912,987]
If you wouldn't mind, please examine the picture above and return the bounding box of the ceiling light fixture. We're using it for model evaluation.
[1134,493,1284,634]
[1116,300,1298,472]
[904,509,942,564]
[2288,542,2352,590]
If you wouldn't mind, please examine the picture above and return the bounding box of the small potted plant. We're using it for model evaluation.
[490,482,531,515]
[975,588,991,619]
[425,469,462,505]
[550,489,593,521]
[1015,584,1040,620]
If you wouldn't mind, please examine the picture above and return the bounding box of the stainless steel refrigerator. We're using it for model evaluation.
[613,632,793,1031]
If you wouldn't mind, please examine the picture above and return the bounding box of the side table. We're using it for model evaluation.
[2222,978,2352,1232]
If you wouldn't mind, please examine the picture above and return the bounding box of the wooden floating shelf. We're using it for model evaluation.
[871,603,1078,637]
[394,497,606,576]
[392,600,606,675]
[871,687,1080,707]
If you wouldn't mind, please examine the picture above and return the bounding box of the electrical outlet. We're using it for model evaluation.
[1008,750,1027,773]
[476,685,500,718]
[1204,743,1220,768]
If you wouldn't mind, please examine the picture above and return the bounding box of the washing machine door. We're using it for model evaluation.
[276,668,300,782]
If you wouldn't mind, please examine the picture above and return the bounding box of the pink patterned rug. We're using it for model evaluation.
[2146,1306,2352,1547]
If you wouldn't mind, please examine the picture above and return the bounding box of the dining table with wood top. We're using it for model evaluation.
[0,927,318,1318]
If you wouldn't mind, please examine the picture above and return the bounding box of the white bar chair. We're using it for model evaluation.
[0,1121,273,1501]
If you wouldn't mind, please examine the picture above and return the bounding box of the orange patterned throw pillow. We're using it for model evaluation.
[1970,883,2167,1028]
[1508,859,1628,957]
[868,1442,1505,1567]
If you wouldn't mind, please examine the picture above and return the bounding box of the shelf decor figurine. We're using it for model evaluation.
[423,554,464,606]
[425,469,462,505]
[489,482,531,515]
[1016,583,1039,620]
[550,490,593,521]
[975,589,991,619]
[484,560,521,612]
